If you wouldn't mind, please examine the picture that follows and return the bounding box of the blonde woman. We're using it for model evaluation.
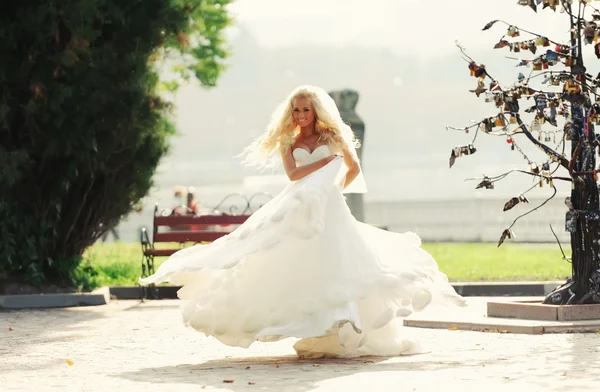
[140,85,465,358]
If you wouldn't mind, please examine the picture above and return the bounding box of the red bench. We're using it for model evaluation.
[139,193,272,299]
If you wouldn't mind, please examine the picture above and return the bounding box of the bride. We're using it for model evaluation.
[139,85,466,358]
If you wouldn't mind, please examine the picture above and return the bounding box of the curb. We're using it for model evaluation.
[0,282,567,308]
[402,318,600,335]
[451,281,564,297]
[109,286,181,300]
[0,287,110,310]
[109,281,566,300]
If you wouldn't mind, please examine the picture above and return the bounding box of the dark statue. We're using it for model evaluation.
[329,89,365,222]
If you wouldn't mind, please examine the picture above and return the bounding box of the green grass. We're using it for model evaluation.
[422,242,571,282]
[83,242,147,287]
[83,242,572,286]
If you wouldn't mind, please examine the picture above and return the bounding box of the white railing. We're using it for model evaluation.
[365,197,570,243]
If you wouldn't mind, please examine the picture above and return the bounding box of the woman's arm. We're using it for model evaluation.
[281,149,336,181]
[341,144,361,189]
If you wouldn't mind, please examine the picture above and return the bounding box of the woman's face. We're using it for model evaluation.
[292,96,315,128]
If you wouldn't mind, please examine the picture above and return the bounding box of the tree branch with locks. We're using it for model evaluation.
[446,10,600,247]
[446,61,572,171]
[453,47,577,165]
[449,0,600,305]
[447,119,564,168]
[482,18,571,57]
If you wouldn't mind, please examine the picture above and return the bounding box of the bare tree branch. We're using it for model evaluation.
[507,182,558,231]
[550,224,570,262]
[465,168,571,184]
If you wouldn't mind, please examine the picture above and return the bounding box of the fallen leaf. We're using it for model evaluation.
[8,327,13,331]
[223,380,234,383]
[595,330,600,334]
[248,382,256,385]
[313,364,320,367]
[65,359,74,366]
[448,326,458,331]
[245,366,250,370]
[275,365,280,368]
[201,386,206,389]
[482,364,486,367]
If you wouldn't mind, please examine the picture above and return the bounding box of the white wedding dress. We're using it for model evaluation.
[140,145,466,358]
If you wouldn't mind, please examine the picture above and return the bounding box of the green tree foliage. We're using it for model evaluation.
[0,0,232,289]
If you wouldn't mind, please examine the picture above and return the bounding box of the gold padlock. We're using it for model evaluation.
[564,79,581,94]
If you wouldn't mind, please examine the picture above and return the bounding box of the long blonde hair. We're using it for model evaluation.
[240,85,360,169]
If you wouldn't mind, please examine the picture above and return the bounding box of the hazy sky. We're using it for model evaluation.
[227,0,586,58]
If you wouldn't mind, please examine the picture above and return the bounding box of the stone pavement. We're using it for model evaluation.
[1,298,599,392]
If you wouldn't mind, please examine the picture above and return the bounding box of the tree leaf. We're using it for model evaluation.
[482,20,499,31]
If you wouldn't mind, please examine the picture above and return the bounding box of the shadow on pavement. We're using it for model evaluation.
[114,354,474,391]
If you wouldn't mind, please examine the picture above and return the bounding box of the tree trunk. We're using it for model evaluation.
[543,6,600,304]
[543,101,600,305]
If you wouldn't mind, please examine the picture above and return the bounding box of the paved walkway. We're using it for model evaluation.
[1,298,599,392]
